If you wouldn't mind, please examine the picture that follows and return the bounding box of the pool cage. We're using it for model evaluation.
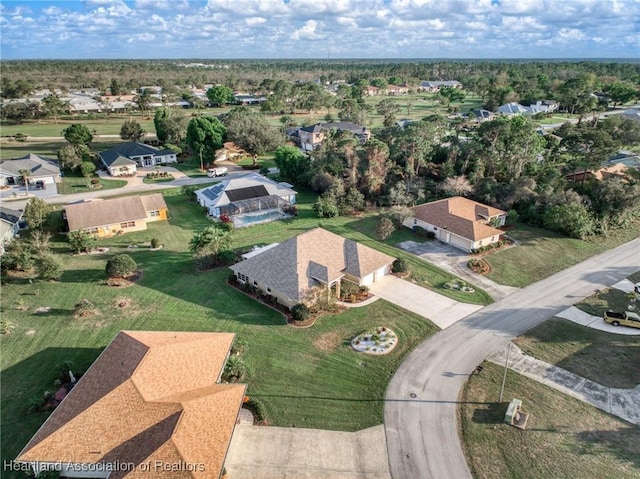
[219,195,291,217]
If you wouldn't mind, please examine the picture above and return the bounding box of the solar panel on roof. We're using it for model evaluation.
[202,183,226,201]
[226,186,269,202]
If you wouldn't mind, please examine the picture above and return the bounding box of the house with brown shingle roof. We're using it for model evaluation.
[404,197,506,252]
[64,193,168,238]
[15,330,246,479]
[230,228,394,308]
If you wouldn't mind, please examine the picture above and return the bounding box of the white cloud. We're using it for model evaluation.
[127,32,155,43]
[245,16,267,26]
[290,19,323,40]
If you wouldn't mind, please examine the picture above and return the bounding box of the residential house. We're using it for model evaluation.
[497,100,558,116]
[404,197,506,252]
[234,94,267,105]
[418,80,462,92]
[385,84,409,96]
[214,142,249,162]
[0,154,61,187]
[297,122,371,151]
[564,163,630,183]
[230,228,395,309]
[471,109,496,122]
[64,193,169,237]
[0,207,23,254]
[363,85,380,96]
[15,330,246,479]
[195,173,297,227]
[98,142,178,176]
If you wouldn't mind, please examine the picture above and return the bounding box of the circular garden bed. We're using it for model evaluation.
[351,327,398,355]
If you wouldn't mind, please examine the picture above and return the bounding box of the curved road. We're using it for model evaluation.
[384,238,640,479]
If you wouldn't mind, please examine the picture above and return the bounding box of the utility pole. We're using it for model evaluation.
[499,342,512,403]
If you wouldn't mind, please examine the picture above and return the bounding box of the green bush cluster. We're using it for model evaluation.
[292,304,310,321]
[392,258,408,273]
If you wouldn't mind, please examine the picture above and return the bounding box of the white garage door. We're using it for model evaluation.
[373,266,388,282]
[360,273,374,286]
[449,234,471,251]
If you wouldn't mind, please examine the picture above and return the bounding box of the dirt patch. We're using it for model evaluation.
[313,331,343,352]
[106,270,143,288]
[25,329,36,335]
[114,297,133,309]
[468,258,491,275]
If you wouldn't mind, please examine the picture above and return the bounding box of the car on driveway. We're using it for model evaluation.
[603,310,640,329]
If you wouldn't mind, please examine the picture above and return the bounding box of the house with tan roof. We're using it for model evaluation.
[15,330,246,479]
[404,197,506,252]
[64,193,168,238]
[229,228,395,309]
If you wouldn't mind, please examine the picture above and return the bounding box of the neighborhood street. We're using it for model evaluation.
[384,237,640,479]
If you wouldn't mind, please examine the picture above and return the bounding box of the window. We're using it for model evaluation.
[86,227,99,235]
[120,221,136,228]
[413,219,417,225]
[267,287,272,293]
[237,273,248,283]
[479,240,483,246]
[253,280,258,286]
[150,210,160,217]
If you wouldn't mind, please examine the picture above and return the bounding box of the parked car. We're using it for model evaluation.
[207,167,228,177]
[603,310,640,329]
[34,180,46,190]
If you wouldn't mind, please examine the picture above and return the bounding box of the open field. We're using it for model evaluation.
[513,317,640,389]
[485,222,640,287]
[459,362,640,479]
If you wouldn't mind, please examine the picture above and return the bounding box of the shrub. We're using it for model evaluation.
[90,178,100,185]
[105,254,137,278]
[68,230,96,253]
[426,231,436,239]
[392,258,408,273]
[79,161,96,177]
[291,303,310,322]
[259,166,270,175]
[340,281,360,298]
[150,238,160,249]
[37,253,63,281]
[413,225,430,237]
[217,249,237,265]
[376,216,395,240]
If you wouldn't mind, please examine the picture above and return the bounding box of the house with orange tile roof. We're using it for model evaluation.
[15,331,246,479]
[404,197,506,252]
[230,228,394,308]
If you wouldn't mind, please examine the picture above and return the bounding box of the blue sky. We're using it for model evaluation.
[1,0,638,59]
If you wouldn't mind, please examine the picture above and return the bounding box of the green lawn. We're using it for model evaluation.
[0,114,157,138]
[485,222,640,287]
[0,138,125,160]
[576,287,636,317]
[2,187,464,477]
[56,171,127,195]
[513,318,640,389]
[459,362,640,479]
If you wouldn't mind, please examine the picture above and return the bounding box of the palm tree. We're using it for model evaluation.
[18,169,31,196]
[223,355,246,382]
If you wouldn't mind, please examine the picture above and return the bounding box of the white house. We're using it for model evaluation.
[0,154,61,186]
[195,173,297,227]
[98,142,178,176]
[404,197,507,252]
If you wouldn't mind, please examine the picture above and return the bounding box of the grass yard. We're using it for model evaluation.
[0,114,157,138]
[576,286,637,317]
[513,318,640,389]
[0,138,125,160]
[485,222,640,287]
[56,171,128,195]
[459,362,640,479]
[0,187,452,477]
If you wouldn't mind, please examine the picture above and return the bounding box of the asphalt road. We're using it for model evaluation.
[384,237,640,479]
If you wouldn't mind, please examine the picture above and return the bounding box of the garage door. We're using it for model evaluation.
[449,234,471,251]
[373,266,388,282]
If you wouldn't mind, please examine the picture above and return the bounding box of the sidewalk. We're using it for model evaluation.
[557,306,640,335]
[488,344,640,425]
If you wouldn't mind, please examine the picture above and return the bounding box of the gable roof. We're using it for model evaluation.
[16,331,245,479]
[0,154,60,177]
[0,206,23,226]
[300,121,368,135]
[195,174,296,209]
[64,193,167,231]
[230,228,394,303]
[411,197,505,242]
[99,142,162,166]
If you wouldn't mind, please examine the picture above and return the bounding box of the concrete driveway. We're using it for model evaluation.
[368,275,482,329]
[225,425,390,479]
[397,240,518,300]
